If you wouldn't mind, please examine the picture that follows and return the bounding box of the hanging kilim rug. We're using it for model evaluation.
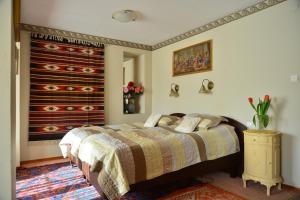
[29,33,105,141]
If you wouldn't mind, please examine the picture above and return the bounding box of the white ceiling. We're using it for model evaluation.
[21,0,261,45]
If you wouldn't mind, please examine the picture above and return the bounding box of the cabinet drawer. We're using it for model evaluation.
[244,135,271,144]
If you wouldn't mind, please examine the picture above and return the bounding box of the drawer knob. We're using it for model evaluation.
[253,138,256,142]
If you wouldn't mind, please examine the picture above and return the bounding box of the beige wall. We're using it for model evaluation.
[16,42,21,167]
[105,45,152,123]
[123,58,135,85]
[0,0,16,198]
[19,31,152,161]
[18,0,299,188]
[152,1,300,187]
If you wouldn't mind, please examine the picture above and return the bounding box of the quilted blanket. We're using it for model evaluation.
[76,124,240,200]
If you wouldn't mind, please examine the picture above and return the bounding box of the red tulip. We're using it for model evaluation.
[264,95,270,101]
[248,97,253,104]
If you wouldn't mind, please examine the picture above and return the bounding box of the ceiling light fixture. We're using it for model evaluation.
[112,10,137,23]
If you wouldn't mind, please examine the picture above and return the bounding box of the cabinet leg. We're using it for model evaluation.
[243,179,247,188]
[278,183,282,190]
[266,185,271,196]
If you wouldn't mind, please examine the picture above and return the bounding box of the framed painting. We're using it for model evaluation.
[173,40,212,76]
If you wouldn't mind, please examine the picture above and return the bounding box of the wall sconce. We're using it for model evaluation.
[169,83,179,97]
[199,79,214,94]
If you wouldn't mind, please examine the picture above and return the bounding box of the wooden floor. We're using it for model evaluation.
[19,158,300,200]
[202,172,300,200]
[20,157,69,168]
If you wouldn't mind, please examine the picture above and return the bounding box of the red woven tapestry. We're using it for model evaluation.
[29,34,104,141]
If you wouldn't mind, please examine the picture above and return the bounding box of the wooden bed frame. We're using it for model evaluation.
[69,113,247,198]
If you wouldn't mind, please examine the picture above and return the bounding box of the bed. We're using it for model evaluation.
[60,113,246,200]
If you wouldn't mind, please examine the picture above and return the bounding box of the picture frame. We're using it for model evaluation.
[173,40,212,76]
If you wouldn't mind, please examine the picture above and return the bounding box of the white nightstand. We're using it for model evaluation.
[242,130,283,196]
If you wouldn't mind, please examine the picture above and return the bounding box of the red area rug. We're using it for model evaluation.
[159,184,246,200]
[17,162,246,200]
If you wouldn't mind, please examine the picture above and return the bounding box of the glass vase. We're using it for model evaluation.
[255,114,269,130]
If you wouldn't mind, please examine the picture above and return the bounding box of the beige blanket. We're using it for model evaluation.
[59,123,144,158]
[77,124,240,200]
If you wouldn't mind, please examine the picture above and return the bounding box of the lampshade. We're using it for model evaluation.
[112,10,137,23]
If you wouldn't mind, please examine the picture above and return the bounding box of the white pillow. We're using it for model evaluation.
[198,114,228,128]
[175,116,201,133]
[144,114,162,127]
[197,118,214,130]
[158,115,180,126]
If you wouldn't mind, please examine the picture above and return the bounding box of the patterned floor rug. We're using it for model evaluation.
[16,162,245,200]
[16,162,100,200]
[158,184,246,200]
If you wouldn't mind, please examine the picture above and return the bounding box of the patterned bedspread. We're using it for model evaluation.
[72,124,240,200]
[59,123,144,158]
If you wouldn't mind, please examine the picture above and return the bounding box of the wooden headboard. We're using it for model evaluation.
[170,113,186,118]
[170,113,246,133]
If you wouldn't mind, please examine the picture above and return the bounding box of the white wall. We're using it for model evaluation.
[19,31,152,161]
[123,58,135,85]
[152,1,300,187]
[16,42,21,167]
[0,0,16,198]
[18,0,299,188]
[105,45,152,123]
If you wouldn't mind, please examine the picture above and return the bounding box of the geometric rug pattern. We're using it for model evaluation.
[16,162,100,200]
[16,162,246,200]
[29,33,105,141]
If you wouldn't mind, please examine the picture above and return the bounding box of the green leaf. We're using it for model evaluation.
[263,115,269,128]
[250,103,257,112]
[257,103,262,115]
[264,100,271,114]
[262,99,271,114]
[253,115,256,126]
[262,102,267,114]
[258,99,263,114]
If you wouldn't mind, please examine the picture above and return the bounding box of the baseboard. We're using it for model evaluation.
[20,156,64,165]
[283,183,300,191]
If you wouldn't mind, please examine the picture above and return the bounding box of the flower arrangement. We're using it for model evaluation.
[248,95,271,129]
[123,81,143,99]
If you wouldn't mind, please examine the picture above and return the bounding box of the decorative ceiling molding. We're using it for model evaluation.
[152,0,286,50]
[21,0,285,51]
[21,23,153,51]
